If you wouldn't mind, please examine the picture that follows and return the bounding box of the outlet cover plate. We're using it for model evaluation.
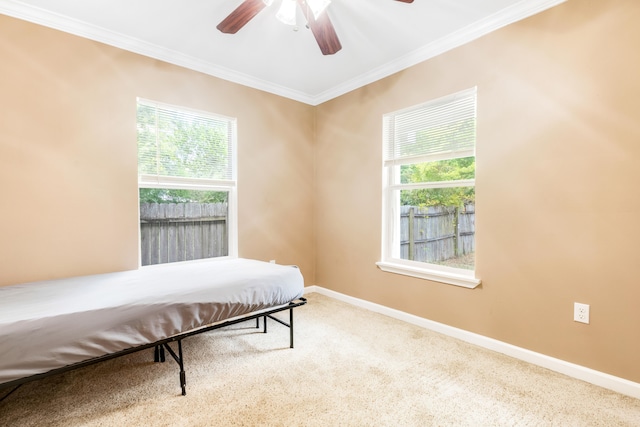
[574,302,590,324]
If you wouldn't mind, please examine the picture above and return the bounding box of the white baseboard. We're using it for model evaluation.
[304,285,640,400]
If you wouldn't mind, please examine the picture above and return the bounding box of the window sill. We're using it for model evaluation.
[376,261,481,289]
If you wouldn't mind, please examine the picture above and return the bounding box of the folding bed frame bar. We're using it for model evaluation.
[0,297,307,401]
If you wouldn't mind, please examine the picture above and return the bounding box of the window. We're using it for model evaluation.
[377,87,480,288]
[137,98,237,266]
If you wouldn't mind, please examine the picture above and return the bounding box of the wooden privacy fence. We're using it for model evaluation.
[140,203,228,266]
[400,204,475,264]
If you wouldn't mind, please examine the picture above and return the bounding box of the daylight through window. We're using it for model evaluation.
[378,87,480,288]
[137,99,237,266]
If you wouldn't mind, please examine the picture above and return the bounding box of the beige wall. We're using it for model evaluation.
[0,14,315,286]
[315,0,640,382]
[2,0,640,385]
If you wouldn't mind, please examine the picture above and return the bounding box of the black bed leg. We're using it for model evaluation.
[289,307,294,348]
[178,340,186,396]
[255,317,260,329]
[162,340,187,396]
[154,345,165,363]
[263,315,267,333]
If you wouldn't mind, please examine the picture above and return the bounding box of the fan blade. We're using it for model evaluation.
[217,0,267,34]
[298,0,342,55]
[395,0,414,3]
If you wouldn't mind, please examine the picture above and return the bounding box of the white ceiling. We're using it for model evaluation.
[0,0,564,105]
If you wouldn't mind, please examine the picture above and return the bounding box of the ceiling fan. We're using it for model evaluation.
[216,0,414,55]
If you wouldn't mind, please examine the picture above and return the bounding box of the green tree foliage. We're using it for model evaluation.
[137,103,231,180]
[137,102,232,204]
[394,111,476,208]
[401,157,475,207]
[139,188,228,204]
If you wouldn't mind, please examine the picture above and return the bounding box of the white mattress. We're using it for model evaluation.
[0,258,304,385]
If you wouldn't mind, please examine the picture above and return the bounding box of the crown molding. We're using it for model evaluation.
[0,0,565,106]
[0,0,317,104]
[311,0,566,105]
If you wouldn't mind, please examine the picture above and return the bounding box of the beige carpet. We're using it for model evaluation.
[2,293,639,426]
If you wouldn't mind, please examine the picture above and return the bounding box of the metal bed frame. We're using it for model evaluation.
[0,297,306,401]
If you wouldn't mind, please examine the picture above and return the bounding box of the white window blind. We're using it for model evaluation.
[137,99,236,183]
[378,87,480,288]
[383,87,477,166]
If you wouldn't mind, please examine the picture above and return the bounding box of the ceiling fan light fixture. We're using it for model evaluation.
[306,0,331,19]
[276,0,297,25]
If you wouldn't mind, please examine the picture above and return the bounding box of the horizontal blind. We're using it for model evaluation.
[137,99,235,182]
[384,87,476,166]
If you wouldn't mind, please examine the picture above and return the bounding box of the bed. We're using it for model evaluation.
[0,257,306,398]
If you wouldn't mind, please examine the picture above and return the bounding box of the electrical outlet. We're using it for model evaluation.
[269,259,276,264]
[574,302,590,324]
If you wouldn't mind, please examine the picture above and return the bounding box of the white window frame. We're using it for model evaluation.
[136,98,238,265]
[377,88,481,288]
